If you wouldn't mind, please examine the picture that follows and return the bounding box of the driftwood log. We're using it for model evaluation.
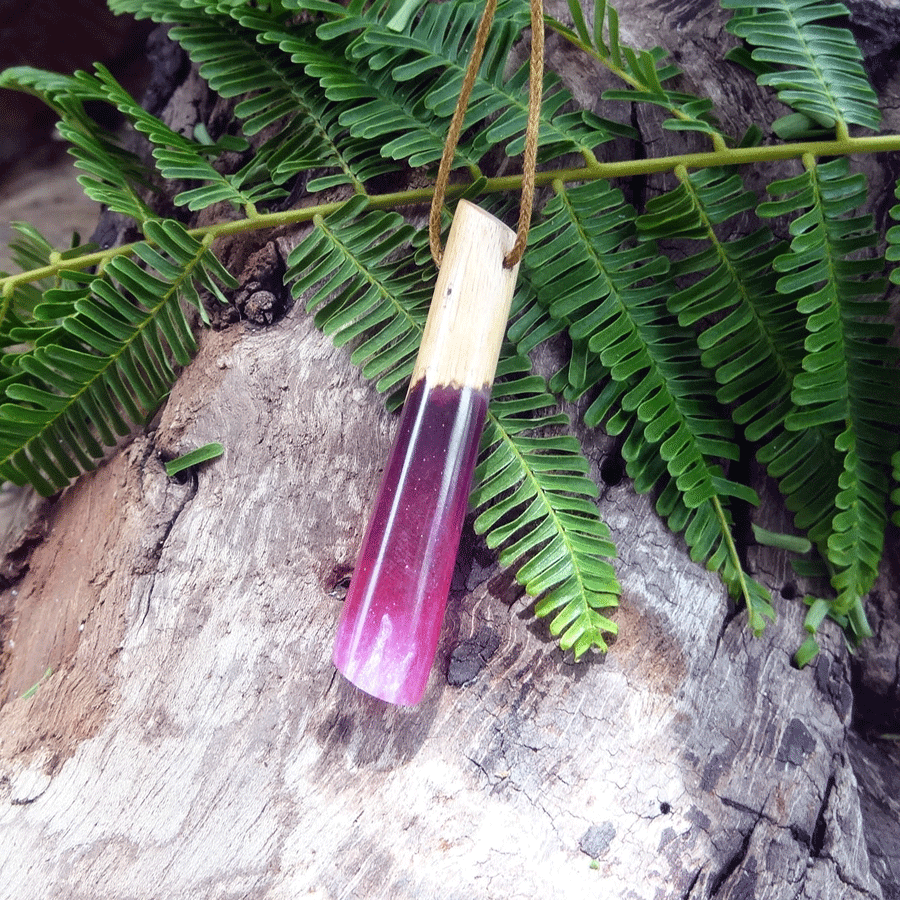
[1,2,899,898]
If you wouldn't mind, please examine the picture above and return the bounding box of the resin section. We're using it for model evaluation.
[332,378,489,705]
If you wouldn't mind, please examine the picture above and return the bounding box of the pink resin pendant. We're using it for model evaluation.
[332,201,520,705]
[332,379,487,704]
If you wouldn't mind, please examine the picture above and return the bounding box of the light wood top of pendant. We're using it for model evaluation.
[411,200,520,392]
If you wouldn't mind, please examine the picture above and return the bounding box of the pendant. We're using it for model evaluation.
[332,200,520,705]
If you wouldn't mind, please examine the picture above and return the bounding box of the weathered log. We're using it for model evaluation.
[1,3,899,898]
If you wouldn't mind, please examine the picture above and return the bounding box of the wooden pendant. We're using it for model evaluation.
[332,201,520,705]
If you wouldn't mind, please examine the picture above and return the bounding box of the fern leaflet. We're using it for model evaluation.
[523,180,771,622]
[474,355,619,656]
[547,0,726,145]
[888,178,900,286]
[110,0,396,195]
[634,165,840,549]
[0,67,157,223]
[290,0,627,168]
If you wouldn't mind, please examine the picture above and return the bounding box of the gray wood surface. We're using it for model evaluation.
[1,3,899,898]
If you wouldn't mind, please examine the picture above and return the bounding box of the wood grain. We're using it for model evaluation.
[412,201,519,391]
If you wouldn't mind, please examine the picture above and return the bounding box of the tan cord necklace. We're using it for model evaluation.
[428,0,544,270]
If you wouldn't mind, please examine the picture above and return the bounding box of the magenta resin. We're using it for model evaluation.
[332,201,520,705]
[332,379,488,704]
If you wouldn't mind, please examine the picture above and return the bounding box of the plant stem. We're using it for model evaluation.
[710,495,772,635]
[3,134,899,293]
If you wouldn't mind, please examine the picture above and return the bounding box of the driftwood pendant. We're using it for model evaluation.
[332,201,520,705]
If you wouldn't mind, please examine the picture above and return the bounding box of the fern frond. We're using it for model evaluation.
[472,355,619,656]
[637,166,800,429]
[759,155,899,623]
[634,166,841,548]
[760,158,892,429]
[722,0,881,134]
[620,414,775,632]
[298,0,625,168]
[1,225,60,320]
[194,8,408,191]
[637,419,777,631]
[506,272,568,356]
[285,195,431,403]
[135,0,487,175]
[1,227,71,380]
[111,0,395,194]
[891,450,900,527]
[276,26,480,172]
[547,0,726,145]
[0,67,157,223]
[530,182,740,487]
[1,226,102,340]
[73,64,276,215]
[0,221,236,495]
[525,180,768,625]
[2,62,259,218]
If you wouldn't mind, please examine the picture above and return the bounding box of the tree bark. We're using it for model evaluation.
[1,3,899,898]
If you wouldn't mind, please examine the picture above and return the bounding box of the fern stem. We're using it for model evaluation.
[2,245,134,293]
[710,495,767,634]
[847,597,873,641]
[2,134,898,295]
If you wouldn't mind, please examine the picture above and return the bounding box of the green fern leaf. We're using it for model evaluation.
[891,450,900,527]
[111,0,395,194]
[0,67,156,223]
[635,165,842,549]
[759,156,899,622]
[622,414,776,634]
[530,182,742,493]
[0,221,236,495]
[1,230,104,392]
[74,65,274,214]
[164,441,225,477]
[277,26,475,171]
[637,165,801,429]
[301,0,624,167]
[524,179,775,625]
[189,8,405,190]
[548,0,723,143]
[285,196,431,402]
[722,0,881,133]
[888,178,900,286]
[472,355,619,656]
[1,225,60,335]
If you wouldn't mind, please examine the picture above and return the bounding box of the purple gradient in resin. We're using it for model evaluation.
[332,378,488,705]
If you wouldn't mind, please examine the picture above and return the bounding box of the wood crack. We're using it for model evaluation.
[138,465,200,630]
[707,812,762,897]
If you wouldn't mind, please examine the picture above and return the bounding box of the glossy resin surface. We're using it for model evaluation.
[332,378,488,705]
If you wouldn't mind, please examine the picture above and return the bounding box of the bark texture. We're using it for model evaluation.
[1,3,899,898]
